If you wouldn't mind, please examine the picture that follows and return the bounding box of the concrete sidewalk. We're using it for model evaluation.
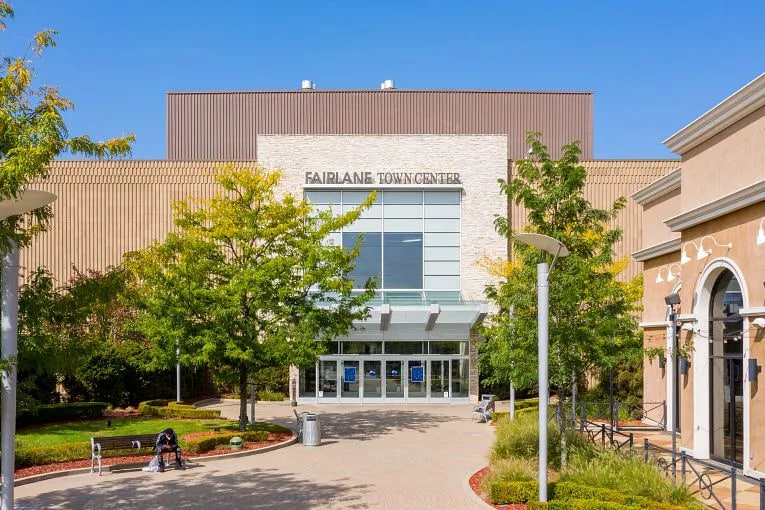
[16,401,494,509]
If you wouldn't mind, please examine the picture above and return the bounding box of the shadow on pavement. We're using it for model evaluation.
[298,409,456,442]
[18,466,372,510]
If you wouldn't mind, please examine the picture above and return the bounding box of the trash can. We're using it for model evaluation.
[302,413,321,446]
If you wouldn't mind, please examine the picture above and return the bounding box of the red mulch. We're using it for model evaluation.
[15,431,292,480]
[469,466,527,510]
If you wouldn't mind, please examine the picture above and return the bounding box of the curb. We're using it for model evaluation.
[15,433,297,487]
[463,465,495,509]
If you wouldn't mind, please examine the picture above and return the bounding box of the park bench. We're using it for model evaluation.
[471,399,495,423]
[91,433,162,475]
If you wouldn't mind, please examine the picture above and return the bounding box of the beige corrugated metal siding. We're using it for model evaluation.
[21,161,252,282]
[510,160,679,281]
[24,159,675,284]
[166,90,593,161]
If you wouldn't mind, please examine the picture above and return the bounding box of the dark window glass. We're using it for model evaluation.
[384,341,425,355]
[383,233,423,289]
[342,342,383,355]
[299,365,316,397]
[343,232,382,288]
[429,341,467,355]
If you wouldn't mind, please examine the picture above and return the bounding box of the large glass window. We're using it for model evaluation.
[343,232,382,288]
[384,233,423,288]
[307,190,460,291]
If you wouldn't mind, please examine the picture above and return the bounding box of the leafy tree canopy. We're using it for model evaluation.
[126,165,376,429]
[480,133,642,397]
[0,2,133,250]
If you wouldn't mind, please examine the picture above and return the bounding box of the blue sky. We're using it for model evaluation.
[9,1,765,159]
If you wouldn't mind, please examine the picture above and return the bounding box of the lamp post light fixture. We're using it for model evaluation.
[664,292,681,481]
[514,233,569,503]
[0,190,57,510]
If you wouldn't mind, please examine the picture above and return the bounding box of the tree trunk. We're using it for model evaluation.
[239,365,248,431]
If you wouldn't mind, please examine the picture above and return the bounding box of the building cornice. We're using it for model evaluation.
[631,168,682,205]
[639,321,671,329]
[665,179,765,231]
[663,73,765,155]
[632,238,681,262]
[741,306,765,317]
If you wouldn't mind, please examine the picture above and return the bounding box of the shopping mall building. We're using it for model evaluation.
[635,73,765,475]
[25,81,673,404]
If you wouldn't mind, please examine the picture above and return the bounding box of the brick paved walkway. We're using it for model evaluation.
[16,401,494,509]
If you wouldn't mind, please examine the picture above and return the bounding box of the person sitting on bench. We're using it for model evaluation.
[155,428,184,472]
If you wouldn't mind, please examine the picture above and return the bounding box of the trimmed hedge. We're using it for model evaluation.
[529,500,643,510]
[185,431,270,453]
[489,481,549,504]
[15,443,91,468]
[490,481,686,509]
[138,400,221,419]
[17,402,109,427]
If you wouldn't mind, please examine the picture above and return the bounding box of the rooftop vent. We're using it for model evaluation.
[301,80,315,90]
[380,79,395,90]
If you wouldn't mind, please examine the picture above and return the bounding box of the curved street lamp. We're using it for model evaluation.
[1,190,57,510]
[514,233,569,503]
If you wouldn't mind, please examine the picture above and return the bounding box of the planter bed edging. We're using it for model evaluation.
[15,433,297,487]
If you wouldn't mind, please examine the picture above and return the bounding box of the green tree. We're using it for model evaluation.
[481,133,642,466]
[0,2,133,251]
[17,266,139,405]
[127,165,375,430]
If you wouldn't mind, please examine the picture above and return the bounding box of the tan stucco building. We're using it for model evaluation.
[22,84,674,404]
[635,73,765,476]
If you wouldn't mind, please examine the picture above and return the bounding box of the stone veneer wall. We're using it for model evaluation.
[256,134,507,303]
[469,329,480,402]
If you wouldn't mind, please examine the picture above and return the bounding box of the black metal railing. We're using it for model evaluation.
[580,419,635,453]
[639,436,762,509]
[578,400,666,431]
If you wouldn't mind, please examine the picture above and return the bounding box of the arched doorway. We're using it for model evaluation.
[708,269,744,465]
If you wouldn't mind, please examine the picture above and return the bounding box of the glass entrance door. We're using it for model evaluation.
[340,360,360,401]
[385,360,404,401]
[407,360,427,400]
[430,360,449,400]
[711,357,743,465]
[318,360,338,402]
[363,360,382,401]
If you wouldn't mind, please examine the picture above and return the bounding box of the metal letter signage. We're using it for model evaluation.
[305,171,461,185]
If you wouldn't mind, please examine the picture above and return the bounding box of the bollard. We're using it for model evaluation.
[629,433,634,453]
[731,465,737,509]
[643,438,649,463]
[759,478,764,509]
[601,424,606,449]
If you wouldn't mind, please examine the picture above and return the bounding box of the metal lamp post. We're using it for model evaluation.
[0,191,57,510]
[514,233,569,503]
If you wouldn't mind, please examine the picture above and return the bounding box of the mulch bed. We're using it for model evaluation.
[15,431,292,479]
[469,466,527,510]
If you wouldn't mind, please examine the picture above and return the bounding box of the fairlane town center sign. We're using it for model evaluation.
[305,171,462,185]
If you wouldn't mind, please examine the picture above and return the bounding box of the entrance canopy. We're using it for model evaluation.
[336,291,489,341]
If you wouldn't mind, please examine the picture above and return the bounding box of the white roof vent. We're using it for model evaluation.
[380,79,395,90]
[301,80,315,90]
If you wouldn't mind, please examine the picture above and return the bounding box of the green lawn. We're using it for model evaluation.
[17,418,289,448]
